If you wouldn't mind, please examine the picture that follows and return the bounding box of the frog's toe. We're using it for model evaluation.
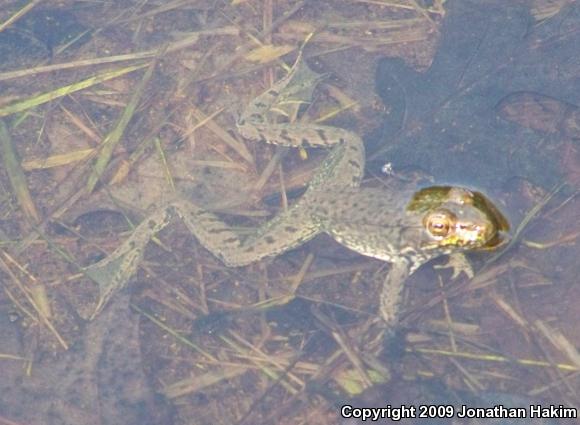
[434,253,474,280]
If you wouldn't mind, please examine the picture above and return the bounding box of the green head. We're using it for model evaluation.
[407,186,509,254]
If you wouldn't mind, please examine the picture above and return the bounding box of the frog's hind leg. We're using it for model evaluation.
[86,199,321,317]
[173,199,320,267]
[85,205,178,318]
[238,55,366,192]
[237,50,321,127]
[85,201,245,316]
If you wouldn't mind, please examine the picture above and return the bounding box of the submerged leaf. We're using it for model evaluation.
[244,44,296,64]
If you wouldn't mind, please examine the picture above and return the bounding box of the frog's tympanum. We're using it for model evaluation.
[85,54,509,331]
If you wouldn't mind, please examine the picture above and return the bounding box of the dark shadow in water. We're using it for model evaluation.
[0,290,173,425]
[374,0,580,189]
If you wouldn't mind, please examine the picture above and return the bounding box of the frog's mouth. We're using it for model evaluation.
[471,191,511,250]
[477,228,510,250]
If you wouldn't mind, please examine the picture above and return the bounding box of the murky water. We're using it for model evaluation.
[0,1,578,424]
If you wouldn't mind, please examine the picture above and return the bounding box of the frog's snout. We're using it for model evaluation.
[459,222,493,245]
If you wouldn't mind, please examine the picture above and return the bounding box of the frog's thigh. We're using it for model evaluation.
[235,214,320,265]
[307,137,365,191]
[171,200,244,261]
[173,200,319,267]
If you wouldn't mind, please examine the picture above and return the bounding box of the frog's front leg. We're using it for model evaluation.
[377,253,475,333]
[378,260,410,332]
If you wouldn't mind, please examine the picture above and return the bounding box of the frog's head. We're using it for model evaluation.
[407,186,509,254]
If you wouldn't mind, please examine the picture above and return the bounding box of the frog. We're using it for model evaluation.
[84,52,509,329]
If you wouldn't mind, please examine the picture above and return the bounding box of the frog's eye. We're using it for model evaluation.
[424,209,455,239]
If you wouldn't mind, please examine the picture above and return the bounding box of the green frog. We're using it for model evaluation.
[85,53,509,328]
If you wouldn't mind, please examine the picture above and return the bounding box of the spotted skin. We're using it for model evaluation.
[86,56,505,329]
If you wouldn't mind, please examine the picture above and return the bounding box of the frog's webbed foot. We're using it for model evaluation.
[270,56,328,119]
[238,51,326,129]
[433,253,473,280]
[84,200,240,318]
[237,51,366,192]
[85,205,177,319]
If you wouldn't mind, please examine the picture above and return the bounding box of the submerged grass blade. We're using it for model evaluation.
[0,119,40,223]
[21,147,94,170]
[0,0,43,33]
[0,63,147,118]
[86,60,156,192]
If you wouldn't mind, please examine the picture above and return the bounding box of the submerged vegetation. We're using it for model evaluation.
[0,1,579,424]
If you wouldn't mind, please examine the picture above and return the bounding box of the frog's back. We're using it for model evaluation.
[308,186,421,263]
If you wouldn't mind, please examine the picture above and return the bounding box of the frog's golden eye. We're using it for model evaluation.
[424,210,456,238]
